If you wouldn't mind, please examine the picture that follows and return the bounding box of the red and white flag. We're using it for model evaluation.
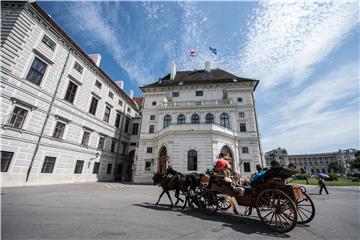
[189,50,196,57]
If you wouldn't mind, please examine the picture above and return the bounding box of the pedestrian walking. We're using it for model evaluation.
[318,178,329,195]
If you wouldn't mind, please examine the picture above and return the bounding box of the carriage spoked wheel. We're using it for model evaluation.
[296,192,315,224]
[256,189,298,233]
[217,194,231,211]
[198,190,218,214]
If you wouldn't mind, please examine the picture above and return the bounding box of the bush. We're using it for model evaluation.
[328,173,338,181]
[294,174,308,180]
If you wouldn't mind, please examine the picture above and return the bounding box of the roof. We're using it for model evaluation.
[26,2,138,110]
[141,69,259,90]
[132,97,144,107]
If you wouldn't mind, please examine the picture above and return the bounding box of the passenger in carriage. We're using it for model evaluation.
[214,153,231,175]
[250,164,266,184]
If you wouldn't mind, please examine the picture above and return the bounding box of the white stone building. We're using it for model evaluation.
[0,1,140,187]
[133,62,263,183]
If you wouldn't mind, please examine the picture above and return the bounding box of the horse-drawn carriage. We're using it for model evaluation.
[192,167,315,233]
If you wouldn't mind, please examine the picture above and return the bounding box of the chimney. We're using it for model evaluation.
[116,81,124,89]
[205,61,211,72]
[170,61,176,80]
[129,90,134,99]
[88,54,102,67]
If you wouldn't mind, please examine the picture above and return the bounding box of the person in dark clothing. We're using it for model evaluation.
[318,178,329,195]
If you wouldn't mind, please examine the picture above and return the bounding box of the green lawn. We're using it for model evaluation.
[287,177,360,186]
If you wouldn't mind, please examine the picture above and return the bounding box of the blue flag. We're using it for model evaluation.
[209,46,217,55]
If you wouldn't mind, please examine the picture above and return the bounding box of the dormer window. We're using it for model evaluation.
[42,35,56,50]
[195,91,203,96]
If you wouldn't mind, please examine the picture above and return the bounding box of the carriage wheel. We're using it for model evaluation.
[244,206,252,216]
[198,190,218,214]
[217,194,231,210]
[296,192,315,224]
[256,189,298,233]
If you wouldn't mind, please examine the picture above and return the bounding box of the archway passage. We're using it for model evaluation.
[158,146,167,174]
[220,145,234,169]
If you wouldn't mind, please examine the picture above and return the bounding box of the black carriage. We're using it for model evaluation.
[193,167,315,233]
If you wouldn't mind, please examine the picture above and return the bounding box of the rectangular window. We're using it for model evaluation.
[41,156,56,173]
[26,57,47,85]
[108,91,114,99]
[244,162,251,172]
[132,123,139,135]
[1,151,14,172]
[74,160,84,174]
[106,163,112,174]
[81,131,90,146]
[64,81,78,103]
[124,118,130,133]
[122,144,127,155]
[115,113,121,128]
[52,121,66,139]
[147,147,153,153]
[130,142,137,146]
[42,35,56,50]
[145,161,151,171]
[149,125,154,133]
[89,97,99,115]
[110,139,116,152]
[8,106,28,129]
[93,162,100,174]
[172,92,179,97]
[103,106,111,123]
[98,136,105,150]
[74,62,83,73]
[150,115,155,120]
[118,99,123,106]
[242,147,249,154]
[240,123,247,132]
[195,91,203,96]
[239,112,245,118]
[95,80,102,89]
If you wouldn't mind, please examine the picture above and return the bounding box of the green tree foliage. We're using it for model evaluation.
[350,151,360,169]
[328,161,342,173]
[271,160,280,167]
[288,163,296,168]
[300,168,306,174]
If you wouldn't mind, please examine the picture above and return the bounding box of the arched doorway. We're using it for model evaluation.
[158,146,167,174]
[220,145,234,169]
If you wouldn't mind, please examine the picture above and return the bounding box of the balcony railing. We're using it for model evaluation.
[161,99,232,108]
[1,113,26,129]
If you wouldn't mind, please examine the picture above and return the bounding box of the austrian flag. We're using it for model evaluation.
[189,50,196,57]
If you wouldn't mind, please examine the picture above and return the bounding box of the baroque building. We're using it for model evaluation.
[133,62,263,183]
[0,1,140,187]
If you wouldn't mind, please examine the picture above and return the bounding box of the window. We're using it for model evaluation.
[172,92,179,97]
[244,162,251,172]
[110,139,117,152]
[163,114,171,128]
[41,156,56,173]
[220,113,230,128]
[152,101,157,106]
[127,107,131,113]
[118,99,123,106]
[64,81,78,103]
[89,97,99,115]
[81,131,90,146]
[145,161,151,171]
[242,147,249,154]
[106,163,112,174]
[122,143,127,155]
[95,80,102,89]
[115,113,121,128]
[103,106,111,123]
[130,142,137,146]
[52,121,66,139]
[150,115,155,120]
[132,123,139,135]
[240,123,247,132]
[205,113,214,124]
[93,162,100,174]
[124,118,130,133]
[26,57,47,85]
[98,136,105,150]
[42,35,56,50]
[108,91,114,99]
[149,125,154,133]
[188,150,197,171]
[147,147,153,153]
[8,106,28,129]
[74,62,83,73]
[237,97,243,103]
[177,114,185,124]
[239,112,245,118]
[74,160,84,174]
[1,151,13,172]
[195,91,203,96]
[191,114,200,124]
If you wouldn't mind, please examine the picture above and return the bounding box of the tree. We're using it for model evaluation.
[328,161,342,173]
[288,163,296,169]
[300,168,306,174]
[271,160,280,167]
[350,152,360,170]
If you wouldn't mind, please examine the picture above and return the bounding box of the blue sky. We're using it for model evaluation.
[39,1,359,154]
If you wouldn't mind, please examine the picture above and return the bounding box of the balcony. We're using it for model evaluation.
[160,99,233,108]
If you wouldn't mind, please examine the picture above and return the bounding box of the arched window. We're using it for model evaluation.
[188,150,197,171]
[220,113,230,128]
[191,114,200,124]
[177,114,185,124]
[163,114,171,128]
[205,113,214,124]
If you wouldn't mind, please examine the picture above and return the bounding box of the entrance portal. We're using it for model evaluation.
[158,146,167,174]
[220,145,234,169]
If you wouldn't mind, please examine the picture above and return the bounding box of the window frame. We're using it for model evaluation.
[239,112,245,118]
[145,161,151,171]
[163,114,172,128]
[110,139,117,153]
[150,115,155,121]
[147,147,153,153]
[244,162,251,172]
[7,106,28,129]
[98,136,105,150]
[124,118,130,133]
[242,147,249,154]
[187,150,198,171]
[95,80,102,89]
[81,130,91,146]
[115,112,121,128]
[103,106,111,123]
[220,113,230,128]
[93,162,100,174]
[73,61,83,74]
[52,121,66,139]
[26,56,48,86]
[41,156,56,173]
[106,163,112,174]
[64,80,78,104]
[172,92,179,97]
[177,114,185,124]
[108,91,114,99]
[1,151,14,172]
[89,96,99,115]
[41,35,56,50]
[132,123,139,135]
[205,113,214,124]
[74,160,84,174]
[240,123,247,132]
[195,91,203,96]
[191,114,200,124]
[149,125,155,133]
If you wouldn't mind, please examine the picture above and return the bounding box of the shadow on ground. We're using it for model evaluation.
[134,202,291,238]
